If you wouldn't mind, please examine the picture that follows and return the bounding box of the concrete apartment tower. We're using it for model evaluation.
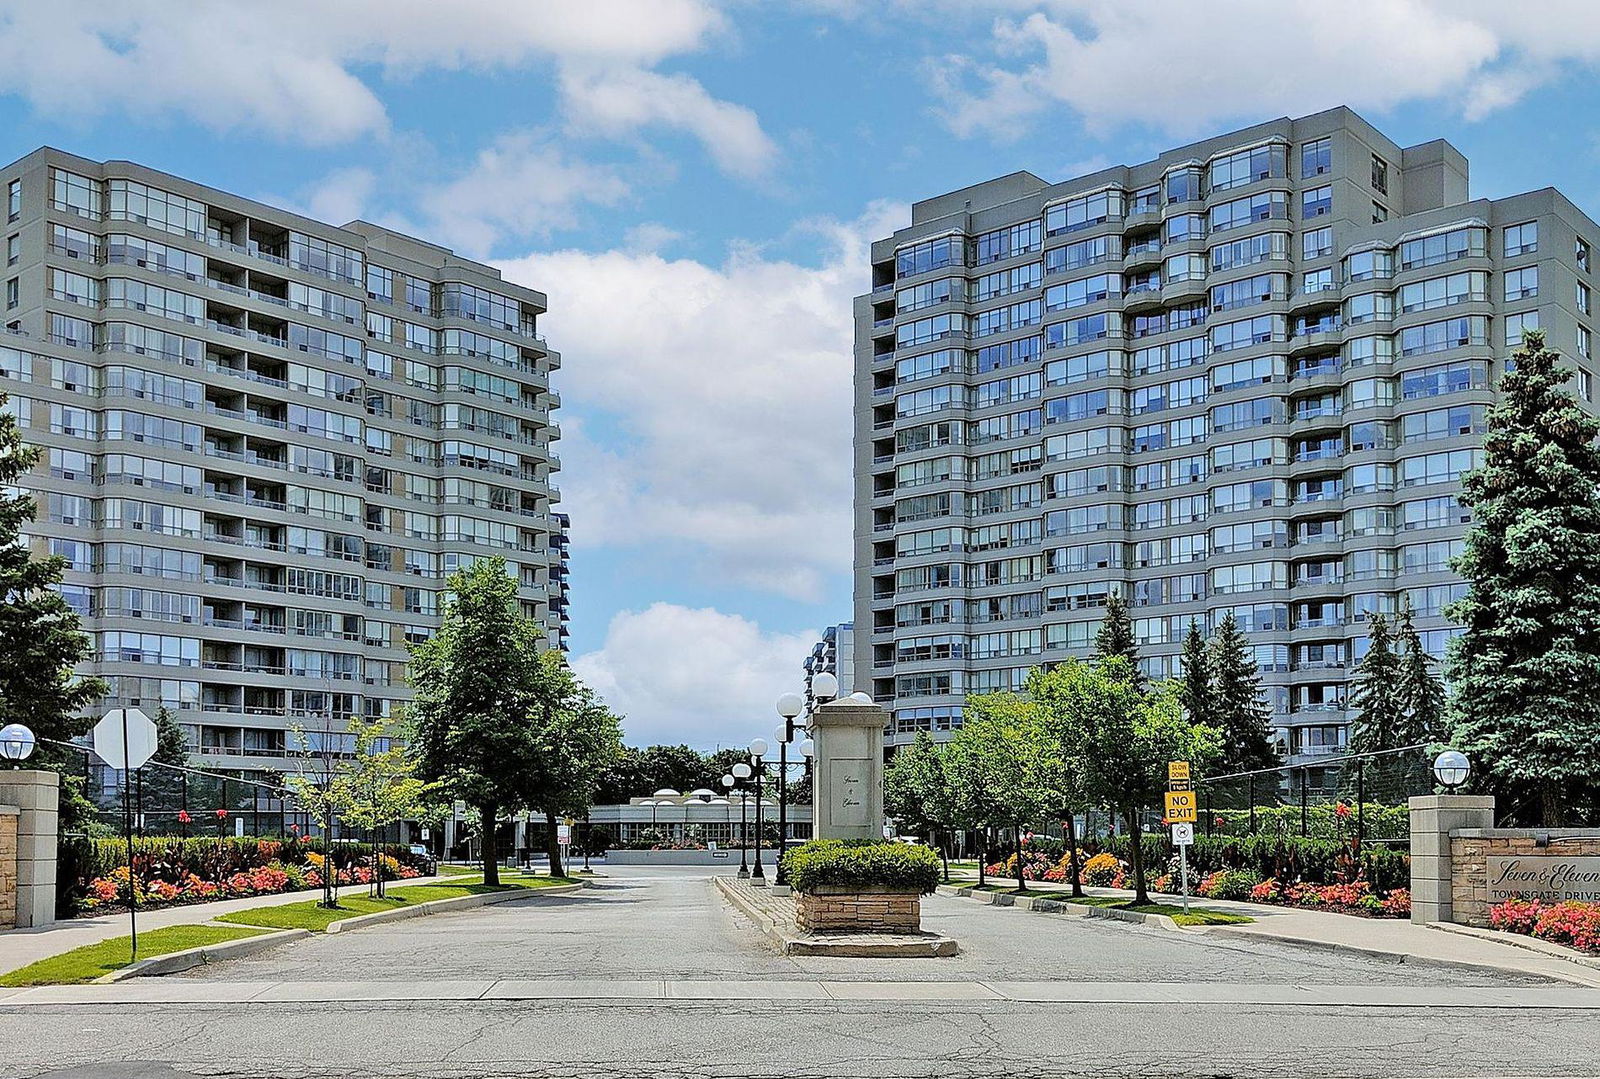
[0,149,566,788]
[853,107,1600,785]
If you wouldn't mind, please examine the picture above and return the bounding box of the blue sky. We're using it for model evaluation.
[5,1,1600,748]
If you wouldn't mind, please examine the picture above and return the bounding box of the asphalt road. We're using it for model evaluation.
[5,866,1599,1079]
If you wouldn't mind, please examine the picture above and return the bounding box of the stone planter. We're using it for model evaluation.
[796,884,923,934]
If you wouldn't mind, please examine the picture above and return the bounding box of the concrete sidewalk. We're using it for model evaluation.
[5,976,1600,1008]
[943,872,1600,987]
[0,872,471,976]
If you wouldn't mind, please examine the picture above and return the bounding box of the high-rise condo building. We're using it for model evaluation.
[802,622,855,713]
[0,148,565,783]
[853,107,1598,785]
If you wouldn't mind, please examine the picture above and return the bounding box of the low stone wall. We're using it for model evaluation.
[0,808,16,929]
[1450,830,1600,927]
[796,886,921,933]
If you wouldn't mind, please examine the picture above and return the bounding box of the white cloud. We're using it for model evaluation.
[560,65,779,179]
[413,132,633,257]
[622,222,686,255]
[573,604,817,748]
[497,200,906,602]
[0,1,775,178]
[301,167,378,227]
[935,0,1600,139]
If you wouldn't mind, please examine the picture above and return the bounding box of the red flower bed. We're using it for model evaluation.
[1490,899,1600,954]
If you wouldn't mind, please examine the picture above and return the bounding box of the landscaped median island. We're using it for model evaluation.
[0,925,269,987]
[784,839,941,934]
[956,883,1252,928]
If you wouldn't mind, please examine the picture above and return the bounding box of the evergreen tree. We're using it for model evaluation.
[1092,591,1145,691]
[1394,599,1445,746]
[0,393,105,828]
[1209,613,1275,773]
[1176,619,1213,731]
[1447,329,1600,825]
[1348,614,1403,754]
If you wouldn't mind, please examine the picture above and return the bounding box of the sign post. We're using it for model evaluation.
[92,708,158,960]
[1166,762,1195,915]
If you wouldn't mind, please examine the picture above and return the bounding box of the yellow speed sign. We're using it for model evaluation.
[1163,789,1198,823]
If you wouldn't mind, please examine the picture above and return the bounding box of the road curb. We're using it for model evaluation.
[98,929,311,982]
[936,884,1181,930]
[716,877,957,957]
[1423,921,1600,971]
[324,884,583,934]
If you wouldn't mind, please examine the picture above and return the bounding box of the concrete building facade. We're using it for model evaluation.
[853,108,1600,781]
[0,148,565,785]
[802,622,855,712]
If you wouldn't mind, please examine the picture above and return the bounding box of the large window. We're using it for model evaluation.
[1045,190,1125,236]
[975,220,1042,264]
[896,236,966,278]
[50,169,101,219]
[1209,143,1286,191]
[106,180,205,236]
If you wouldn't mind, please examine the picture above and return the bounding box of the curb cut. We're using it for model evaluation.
[1424,921,1600,972]
[936,885,1181,930]
[98,929,310,982]
[325,883,583,934]
[716,877,957,957]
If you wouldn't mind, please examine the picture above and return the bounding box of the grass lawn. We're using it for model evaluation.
[1054,894,1253,927]
[0,924,268,987]
[434,863,481,876]
[216,876,575,933]
[961,884,1251,927]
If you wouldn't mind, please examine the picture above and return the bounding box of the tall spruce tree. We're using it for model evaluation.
[1348,614,1403,754]
[1447,329,1600,825]
[1092,591,1145,692]
[0,392,104,828]
[1209,613,1275,773]
[1176,619,1213,731]
[1394,599,1445,746]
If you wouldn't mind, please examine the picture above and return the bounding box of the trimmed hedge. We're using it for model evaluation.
[1104,833,1409,893]
[783,839,941,895]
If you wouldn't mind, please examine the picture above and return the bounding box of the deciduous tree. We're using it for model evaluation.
[408,557,549,885]
[1051,657,1221,904]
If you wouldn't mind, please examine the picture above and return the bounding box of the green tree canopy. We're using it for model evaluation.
[1394,599,1445,747]
[1176,619,1213,732]
[1447,329,1600,824]
[1349,613,1403,755]
[1209,613,1275,774]
[948,692,1055,890]
[407,557,551,884]
[520,652,623,876]
[1092,592,1145,692]
[1049,657,1221,903]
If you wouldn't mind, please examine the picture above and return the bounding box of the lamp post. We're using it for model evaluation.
[1433,750,1471,791]
[749,739,768,883]
[774,692,803,888]
[0,723,36,767]
[730,764,752,877]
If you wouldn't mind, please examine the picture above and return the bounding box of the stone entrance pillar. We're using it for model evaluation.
[0,769,60,928]
[811,698,888,841]
[1408,793,1494,925]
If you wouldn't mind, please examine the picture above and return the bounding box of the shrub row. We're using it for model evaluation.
[1103,833,1409,893]
[783,840,941,895]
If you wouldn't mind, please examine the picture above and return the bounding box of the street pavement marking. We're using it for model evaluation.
[4,980,1600,1008]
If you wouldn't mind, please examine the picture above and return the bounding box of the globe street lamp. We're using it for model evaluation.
[1433,750,1471,791]
[732,762,753,877]
[774,692,804,887]
[0,723,37,767]
[749,738,768,883]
